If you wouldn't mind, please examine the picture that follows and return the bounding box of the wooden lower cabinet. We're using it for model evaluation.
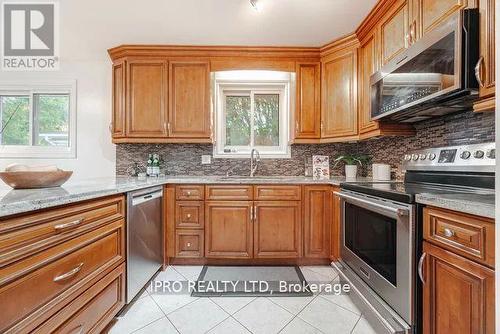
[303,186,332,258]
[169,185,335,263]
[175,229,204,258]
[0,196,126,334]
[205,201,253,259]
[34,264,125,334]
[422,241,495,334]
[254,201,301,258]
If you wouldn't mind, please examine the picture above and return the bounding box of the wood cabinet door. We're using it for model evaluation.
[304,186,332,258]
[111,61,126,138]
[422,241,495,334]
[205,201,253,258]
[321,49,358,139]
[358,33,379,134]
[168,61,211,138]
[420,0,467,37]
[380,0,409,65]
[477,0,495,98]
[295,62,321,139]
[254,201,301,258]
[126,60,168,137]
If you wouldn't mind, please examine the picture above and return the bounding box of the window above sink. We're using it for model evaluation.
[213,70,293,159]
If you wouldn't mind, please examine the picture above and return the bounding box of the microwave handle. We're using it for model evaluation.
[335,192,409,217]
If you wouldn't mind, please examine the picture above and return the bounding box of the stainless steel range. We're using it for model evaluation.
[334,142,495,334]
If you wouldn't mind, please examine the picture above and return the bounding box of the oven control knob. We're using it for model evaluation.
[474,150,485,159]
[419,154,426,160]
[404,154,411,161]
[486,149,495,159]
[460,151,471,160]
[427,153,436,161]
[411,154,419,161]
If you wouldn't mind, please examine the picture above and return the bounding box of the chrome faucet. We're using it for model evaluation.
[250,149,261,177]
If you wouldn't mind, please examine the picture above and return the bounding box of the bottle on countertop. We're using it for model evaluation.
[152,154,160,176]
[146,154,153,176]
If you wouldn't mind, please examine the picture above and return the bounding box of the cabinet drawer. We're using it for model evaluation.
[0,195,125,267]
[34,264,125,334]
[176,185,204,200]
[175,201,204,229]
[424,207,495,267]
[254,185,301,201]
[175,229,204,258]
[0,220,125,333]
[206,185,253,200]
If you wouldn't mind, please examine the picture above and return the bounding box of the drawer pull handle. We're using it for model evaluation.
[418,252,426,285]
[70,325,84,334]
[186,191,192,196]
[443,228,455,238]
[54,219,82,231]
[475,56,485,87]
[53,263,84,282]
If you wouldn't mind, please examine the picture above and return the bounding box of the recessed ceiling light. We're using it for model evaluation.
[250,0,263,11]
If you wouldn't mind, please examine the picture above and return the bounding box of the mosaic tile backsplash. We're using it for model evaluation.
[116,110,495,180]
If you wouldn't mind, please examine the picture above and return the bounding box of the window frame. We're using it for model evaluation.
[213,72,292,159]
[0,80,77,159]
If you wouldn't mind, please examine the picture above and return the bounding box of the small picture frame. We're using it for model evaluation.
[312,155,330,180]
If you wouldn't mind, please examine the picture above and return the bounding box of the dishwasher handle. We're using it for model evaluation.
[131,189,163,206]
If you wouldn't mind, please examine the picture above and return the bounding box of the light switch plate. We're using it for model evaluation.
[201,155,212,164]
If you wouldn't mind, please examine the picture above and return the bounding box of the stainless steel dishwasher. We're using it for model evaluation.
[126,186,163,304]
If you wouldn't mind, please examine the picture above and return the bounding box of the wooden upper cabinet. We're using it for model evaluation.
[295,62,321,140]
[358,33,379,134]
[111,61,125,138]
[419,0,467,37]
[476,0,495,99]
[380,0,409,65]
[168,61,211,138]
[254,201,301,258]
[127,60,168,137]
[321,47,358,140]
[422,241,495,334]
[304,186,332,258]
[205,201,253,259]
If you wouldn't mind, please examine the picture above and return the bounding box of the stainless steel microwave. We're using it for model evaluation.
[370,9,479,123]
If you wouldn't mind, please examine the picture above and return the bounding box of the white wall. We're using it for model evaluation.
[0,60,116,180]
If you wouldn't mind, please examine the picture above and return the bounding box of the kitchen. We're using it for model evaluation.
[0,0,497,333]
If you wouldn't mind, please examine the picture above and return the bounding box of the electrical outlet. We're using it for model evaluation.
[201,155,212,164]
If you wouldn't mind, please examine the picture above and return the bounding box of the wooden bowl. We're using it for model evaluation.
[0,170,73,189]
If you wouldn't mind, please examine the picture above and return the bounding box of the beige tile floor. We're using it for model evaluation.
[110,265,380,334]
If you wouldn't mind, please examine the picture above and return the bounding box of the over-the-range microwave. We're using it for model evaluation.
[370,9,479,123]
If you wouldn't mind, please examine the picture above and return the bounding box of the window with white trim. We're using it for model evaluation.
[213,71,292,158]
[0,81,76,158]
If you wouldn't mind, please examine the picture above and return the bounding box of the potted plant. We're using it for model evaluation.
[333,154,370,179]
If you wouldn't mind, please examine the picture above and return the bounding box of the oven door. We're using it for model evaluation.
[338,190,415,325]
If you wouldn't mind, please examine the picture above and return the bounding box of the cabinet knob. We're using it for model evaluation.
[187,242,191,247]
[443,228,455,238]
[186,191,192,196]
[186,213,191,219]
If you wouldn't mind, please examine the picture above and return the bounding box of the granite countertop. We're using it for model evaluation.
[416,193,495,219]
[0,175,373,218]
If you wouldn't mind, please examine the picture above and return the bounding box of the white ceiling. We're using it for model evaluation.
[62,0,377,59]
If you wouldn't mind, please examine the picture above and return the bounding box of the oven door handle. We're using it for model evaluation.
[335,192,409,217]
